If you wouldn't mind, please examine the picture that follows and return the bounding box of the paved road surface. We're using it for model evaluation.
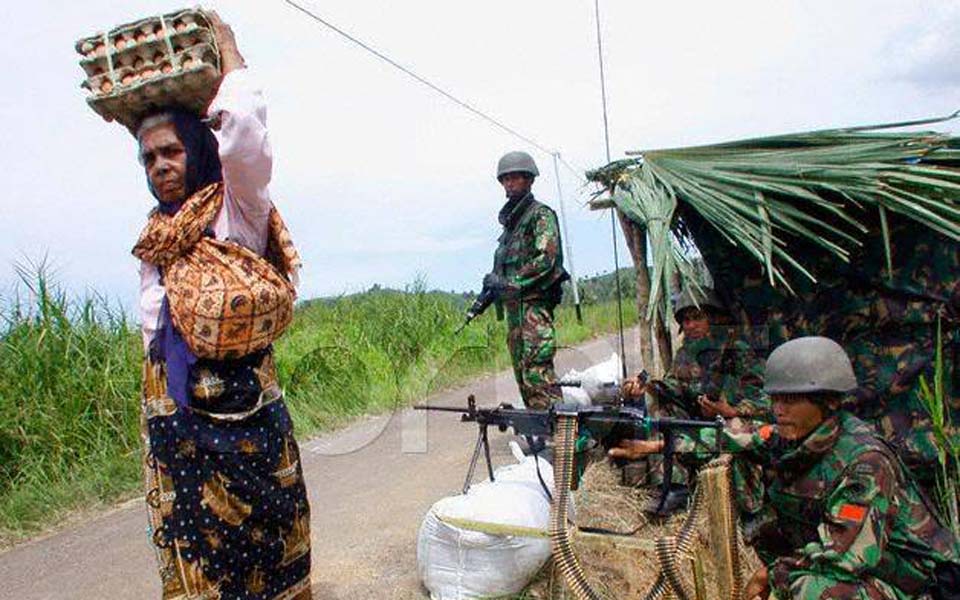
[0,329,639,599]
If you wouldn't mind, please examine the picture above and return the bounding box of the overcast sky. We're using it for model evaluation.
[1,0,958,315]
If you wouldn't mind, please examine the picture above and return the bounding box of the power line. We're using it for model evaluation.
[593,0,628,379]
[283,0,585,178]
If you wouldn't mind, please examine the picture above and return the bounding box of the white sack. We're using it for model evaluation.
[559,352,622,405]
[417,443,562,599]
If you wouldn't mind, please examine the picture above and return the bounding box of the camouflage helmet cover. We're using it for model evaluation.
[496,151,539,180]
[764,336,858,395]
[674,287,726,324]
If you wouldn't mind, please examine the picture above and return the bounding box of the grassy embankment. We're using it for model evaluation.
[0,272,636,543]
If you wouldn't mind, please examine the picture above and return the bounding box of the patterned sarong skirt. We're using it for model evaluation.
[141,351,311,599]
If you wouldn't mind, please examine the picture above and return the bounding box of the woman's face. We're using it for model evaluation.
[140,122,187,203]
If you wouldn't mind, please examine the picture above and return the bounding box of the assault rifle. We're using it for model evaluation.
[454,283,501,335]
[414,394,723,515]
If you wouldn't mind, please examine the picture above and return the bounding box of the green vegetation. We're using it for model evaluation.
[917,318,960,537]
[0,270,635,543]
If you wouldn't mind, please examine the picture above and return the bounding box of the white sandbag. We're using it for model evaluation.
[561,383,592,406]
[417,444,561,599]
[559,352,621,405]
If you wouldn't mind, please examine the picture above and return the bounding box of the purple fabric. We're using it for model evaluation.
[141,108,223,408]
[159,298,197,409]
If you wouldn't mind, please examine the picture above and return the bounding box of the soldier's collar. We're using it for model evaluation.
[499,192,535,228]
[775,415,842,472]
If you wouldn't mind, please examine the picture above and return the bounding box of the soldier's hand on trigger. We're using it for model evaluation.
[622,376,647,400]
[698,394,737,419]
[482,272,508,295]
[607,439,663,461]
[206,10,246,75]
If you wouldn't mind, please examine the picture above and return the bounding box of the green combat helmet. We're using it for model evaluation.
[764,336,858,395]
[673,287,726,324]
[496,151,539,180]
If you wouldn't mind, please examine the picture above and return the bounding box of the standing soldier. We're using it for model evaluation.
[474,151,569,409]
[613,336,960,599]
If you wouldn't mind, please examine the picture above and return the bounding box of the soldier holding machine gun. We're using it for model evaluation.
[611,337,960,600]
[460,151,569,409]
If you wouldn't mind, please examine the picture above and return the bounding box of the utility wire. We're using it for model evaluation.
[283,0,585,179]
[593,0,628,380]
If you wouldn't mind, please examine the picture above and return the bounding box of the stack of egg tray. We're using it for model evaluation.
[76,8,221,132]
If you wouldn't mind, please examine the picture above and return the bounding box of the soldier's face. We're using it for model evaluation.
[772,395,826,441]
[680,310,710,340]
[500,172,532,200]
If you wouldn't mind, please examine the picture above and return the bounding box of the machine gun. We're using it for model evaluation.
[414,395,723,515]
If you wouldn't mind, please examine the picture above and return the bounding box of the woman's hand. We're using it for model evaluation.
[744,565,769,600]
[607,439,664,460]
[207,11,245,75]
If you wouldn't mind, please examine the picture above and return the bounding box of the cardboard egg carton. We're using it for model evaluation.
[76,8,221,132]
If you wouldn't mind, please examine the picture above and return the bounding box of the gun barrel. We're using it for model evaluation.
[413,405,471,413]
[651,416,723,429]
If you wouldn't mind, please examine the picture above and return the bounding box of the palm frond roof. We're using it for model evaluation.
[586,111,960,321]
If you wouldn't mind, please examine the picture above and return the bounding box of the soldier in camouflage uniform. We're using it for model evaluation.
[687,209,960,495]
[482,151,569,409]
[623,287,769,515]
[635,287,768,422]
[613,336,960,599]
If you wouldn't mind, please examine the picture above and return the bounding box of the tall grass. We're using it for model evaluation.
[0,271,636,543]
[917,318,960,537]
[0,266,143,541]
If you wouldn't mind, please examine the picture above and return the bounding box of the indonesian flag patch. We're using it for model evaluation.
[837,503,868,523]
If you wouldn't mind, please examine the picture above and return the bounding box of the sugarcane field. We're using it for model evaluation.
[2,1,960,599]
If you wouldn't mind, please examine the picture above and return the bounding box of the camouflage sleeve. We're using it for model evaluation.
[657,372,701,406]
[654,345,702,408]
[675,422,773,464]
[727,341,771,419]
[510,208,562,293]
[769,451,897,593]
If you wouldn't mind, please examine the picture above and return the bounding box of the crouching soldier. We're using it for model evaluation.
[612,336,960,599]
[621,287,768,516]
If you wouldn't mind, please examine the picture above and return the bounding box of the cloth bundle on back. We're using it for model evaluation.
[77,10,311,600]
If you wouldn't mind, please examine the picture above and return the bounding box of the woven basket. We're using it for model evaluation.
[75,8,221,132]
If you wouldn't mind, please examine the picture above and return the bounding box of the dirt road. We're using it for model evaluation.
[0,329,639,599]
